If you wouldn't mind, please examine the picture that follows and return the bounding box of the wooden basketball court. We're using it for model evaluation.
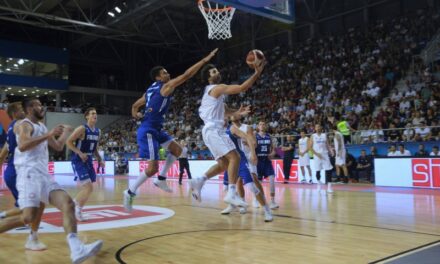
[1,174,439,263]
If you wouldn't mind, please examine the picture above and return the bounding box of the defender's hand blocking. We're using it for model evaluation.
[204,48,219,62]
[237,105,251,117]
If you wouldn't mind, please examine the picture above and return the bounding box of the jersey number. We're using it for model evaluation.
[261,146,268,152]
[90,143,95,152]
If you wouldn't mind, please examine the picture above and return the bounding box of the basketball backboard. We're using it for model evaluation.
[212,0,295,24]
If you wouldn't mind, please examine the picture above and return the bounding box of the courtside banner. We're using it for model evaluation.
[128,159,327,183]
[375,158,440,189]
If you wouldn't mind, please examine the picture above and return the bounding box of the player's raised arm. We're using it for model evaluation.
[17,122,59,152]
[48,125,73,152]
[131,93,146,119]
[209,60,266,98]
[161,48,218,97]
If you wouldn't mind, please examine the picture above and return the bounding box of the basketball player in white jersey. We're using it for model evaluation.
[0,98,102,263]
[298,130,313,184]
[308,124,334,193]
[190,59,266,206]
[333,125,349,183]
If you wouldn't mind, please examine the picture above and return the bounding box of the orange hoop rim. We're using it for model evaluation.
[198,0,234,12]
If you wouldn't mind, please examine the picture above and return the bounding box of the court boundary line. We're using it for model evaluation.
[368,240,440,263]
[181,204,440,237]
[115,228,316,264]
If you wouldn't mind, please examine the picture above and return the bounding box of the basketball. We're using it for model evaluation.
[246,49,265,69]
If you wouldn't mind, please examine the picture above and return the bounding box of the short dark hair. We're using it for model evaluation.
[399,144,405,148]
[361,149,366,152]
[433,146,439,150]
[84,107,96,119]
[201,64,216,83]
[6,101,22,119]
[21,97,39,114]
[150,66,165,81]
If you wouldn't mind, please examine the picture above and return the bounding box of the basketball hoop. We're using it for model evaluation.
[198,0,236,40]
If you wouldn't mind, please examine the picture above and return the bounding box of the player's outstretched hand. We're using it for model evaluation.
[204,48,219,62]
[237,105,251,117]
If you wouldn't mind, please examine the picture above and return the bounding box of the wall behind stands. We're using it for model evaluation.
[44,112,127,130]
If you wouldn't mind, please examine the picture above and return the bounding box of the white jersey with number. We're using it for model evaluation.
[299,137,309,154]
[14,118,49,173]
[312,133,328,154]
[199,84,235,160]
[199,84,225,128]
[298,137,310,166]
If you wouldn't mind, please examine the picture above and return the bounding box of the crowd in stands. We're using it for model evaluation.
[88,9,440,158]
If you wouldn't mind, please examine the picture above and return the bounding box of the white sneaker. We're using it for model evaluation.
[190,177,206,202]
[239,207,247,214]
[300,179,306,184]
[221,204,236,215]
[224,192,248,207]
[75,206,86,222]
[269,201,279,209]
[153,178,172,193]
[264,210,273,222]
[71,240,103,264]
[308,179,313,184]
[252,198,260,208]
[327,183,334,193]
[123,190,135,212]
[25,237,47,251]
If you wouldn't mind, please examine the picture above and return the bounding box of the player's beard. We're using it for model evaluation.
[34,108,45,120]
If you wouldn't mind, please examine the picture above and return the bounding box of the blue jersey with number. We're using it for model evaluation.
[256,133,272,158]
[6,120,17,166]
[141,81,173,129]
[226,125,246,160]
[72,125,100,161]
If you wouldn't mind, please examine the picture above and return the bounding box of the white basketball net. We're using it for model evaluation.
[198,0,236,40]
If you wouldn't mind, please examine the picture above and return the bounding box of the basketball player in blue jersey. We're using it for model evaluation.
[0,102,47,250]
[221,121,273,222]
[123,48,218,211]
[256,121,279,209]
[67,107,104,221]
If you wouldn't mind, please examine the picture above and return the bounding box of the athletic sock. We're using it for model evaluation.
[158,154,177,180]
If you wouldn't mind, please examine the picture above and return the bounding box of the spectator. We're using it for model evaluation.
[414,144,429,157]
[387,144,397,156]
[430,146,439,157]
[357,150,373,182]
[395,144,411,156]
[346,152,357,182]
[415,121,432,141]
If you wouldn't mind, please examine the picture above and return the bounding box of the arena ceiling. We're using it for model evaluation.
[0,0,421,90]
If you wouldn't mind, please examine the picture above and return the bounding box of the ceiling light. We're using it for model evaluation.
[32,91,35,94]
[6,68,11,71]
[22,88,26,91]
[44,92,48,95]
[13,64,18,67]
[115,6,121,13]
[48,90,52,93]
[107,11,115,17]
[18,59,24,65]
[18,90,22,93]
[24,94,27,96]
[10,93,14,96]
[36,89,40,92]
